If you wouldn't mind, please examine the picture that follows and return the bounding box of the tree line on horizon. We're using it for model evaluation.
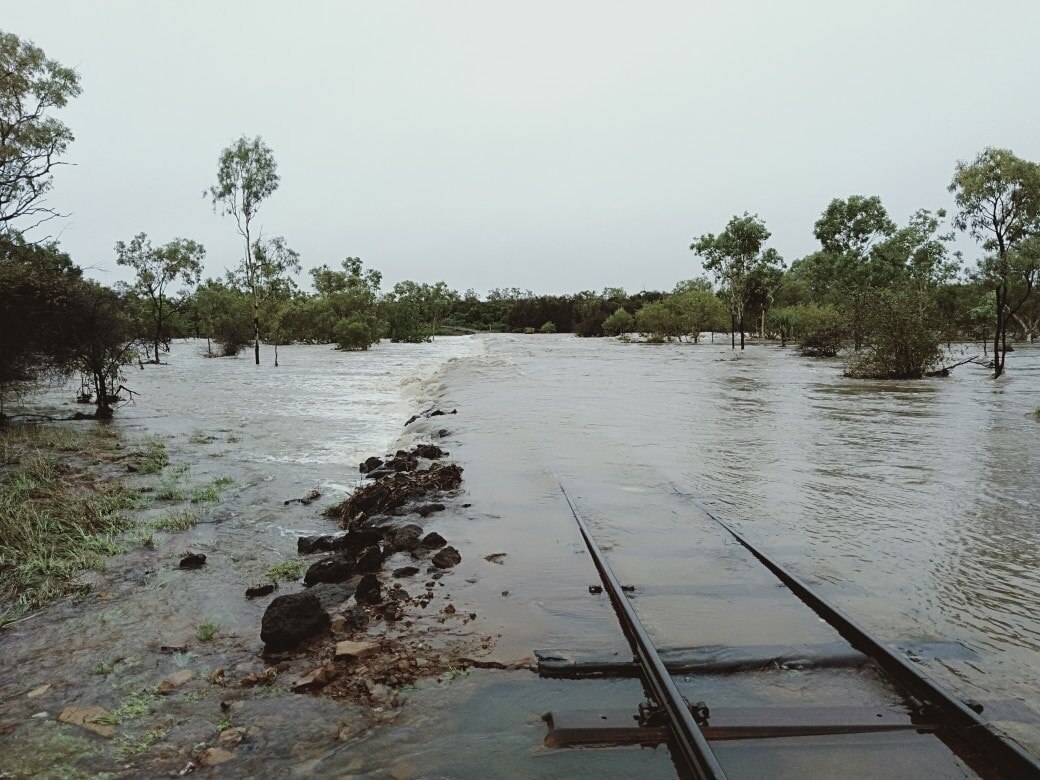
[2,29,1040,419]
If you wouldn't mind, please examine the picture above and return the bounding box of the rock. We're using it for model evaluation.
[260,591,330,651]
[413,444,445,460]
[484,553,507,564]
[179,552,206,569]
[292,667,329,691]
[388,525,422,553]
[58,705,116,738]
[354,573,382,605]
[420,532,447,549]
[437,428,450,437]
[431,546,461,569]
[308,582,357,610]
[393,566,419,578]
[416,503,446,517]
[219,727,246,748]
[359,456,384,474]
[353,546,383,573]
[336,530,384,552]
[329,615,347,632]
[157,669,195,695]
[303,555,353,586]
[245,583,277,599]
[238,668,277,688]
[345,605,368,630]
[335,640,379,660]
[297,535,336,555]
[26,684,51,699]
[198,747,235,766]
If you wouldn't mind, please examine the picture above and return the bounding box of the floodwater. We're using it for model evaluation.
[1,334,1038,778]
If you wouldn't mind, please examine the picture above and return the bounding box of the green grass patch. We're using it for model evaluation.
[137,437,169,475]
[189,476,233,504]
[267,558,304,582]
[0,426,139,626]
[153,510,201,532]
[196,620,218,642]
[115,726,167,760]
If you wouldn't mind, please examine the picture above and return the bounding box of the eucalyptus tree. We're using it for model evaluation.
[949,148,1040,377]
[0,31,81,233]
[800,195,897,349]
[691,213,783,349]
[209,136,280,364]
[115,233,205,362]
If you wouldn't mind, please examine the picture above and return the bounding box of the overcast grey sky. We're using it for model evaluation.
[5,1,1040,295]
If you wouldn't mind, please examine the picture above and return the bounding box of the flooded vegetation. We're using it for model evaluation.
[4,10,1040,777]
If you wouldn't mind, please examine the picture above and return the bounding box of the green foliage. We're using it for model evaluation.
[210,135,282,364]
[190,476,233,504]
[115,233,205,362]
[602,307,635,336]
[795,305,847,357]
[152,510,200,532]
[335,316,380,351]
[0,425,136,623]
[950,148,1040,377]
[268,558,304,582]
[844,288,942,379]
[0,31,81,230]
[691,213,784,347]
[522,326,536,334]
[0,235,84,412]
[196,620,218,642]
[193,279,251,356]
[539,320,557,333]
[635,301,681,341]
[137,437,168,474]
[67,282,140,416]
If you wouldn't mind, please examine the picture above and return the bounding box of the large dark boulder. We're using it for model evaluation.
[260,591,330,651]
[387,525,422,553]
[309,582,357,609]
[431,546,461,569]
[353,545,384,573]
[354,573,382,604]
[303,554,354,586]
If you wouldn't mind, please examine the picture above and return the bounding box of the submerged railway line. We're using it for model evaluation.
[543,483,1040,779]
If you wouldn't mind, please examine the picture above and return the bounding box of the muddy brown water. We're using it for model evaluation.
[1,335,1038,778]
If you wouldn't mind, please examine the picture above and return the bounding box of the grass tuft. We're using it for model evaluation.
[189,476,233,504]
[137,437,169,475]
[196,620,218,642]
[267,558,304,582]
[153,510,201,532]
[0,425,138,625]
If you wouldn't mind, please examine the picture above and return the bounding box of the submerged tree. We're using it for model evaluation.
[115,233,205,363]
[68,282,138,418]
[691,213,783,349]
[949,148,1040,378]
[0,31,81,233]
[0,234,82,415]
[209,136,280,365]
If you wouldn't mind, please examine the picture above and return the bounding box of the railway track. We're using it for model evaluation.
[547,483,1040,779]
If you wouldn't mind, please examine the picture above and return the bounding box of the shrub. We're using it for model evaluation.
[844,289,942,379]
[539,321,557,333]
[334,317,378,351]
[602,307,634,336]
[797,305,847,357]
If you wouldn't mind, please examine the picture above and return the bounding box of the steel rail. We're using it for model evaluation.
[690,501,1040,779]
[560,483,728,780]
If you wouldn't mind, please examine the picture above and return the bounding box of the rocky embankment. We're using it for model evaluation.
[250,409,517,709]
